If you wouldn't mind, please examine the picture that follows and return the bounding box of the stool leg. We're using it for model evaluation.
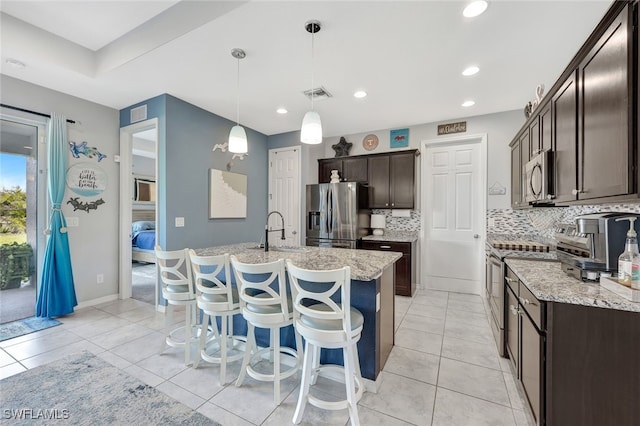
[310,344,321,385]
[273,328,281,405]
[194,313,209,368]
[236,322,255,387]
[161,302,171,353]
[294,329,303,376]
[293,340,313,425]
[352,341,363,401]
[220,315,228,385]
[344,343,360,426]
[185,304,192,366]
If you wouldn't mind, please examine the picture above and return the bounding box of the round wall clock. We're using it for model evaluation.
[363,134,379,151]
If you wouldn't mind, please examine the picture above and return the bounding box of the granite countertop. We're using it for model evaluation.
[504,258,640,313]
[361,230,418,243]
[196,242,401,281]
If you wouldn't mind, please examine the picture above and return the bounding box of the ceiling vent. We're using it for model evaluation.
[303,87,332,101]
[130,105,147,123]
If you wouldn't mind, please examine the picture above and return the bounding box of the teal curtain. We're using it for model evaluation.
[36,113,77,317]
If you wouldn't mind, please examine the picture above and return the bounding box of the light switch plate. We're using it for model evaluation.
[376,293,380,312]
[67,217,79,227]
[488,218,496,227]
[175,217,185,227]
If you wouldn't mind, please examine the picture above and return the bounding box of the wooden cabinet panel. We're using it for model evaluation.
[578,5,631,200]
[552,71,578,203]
[510,139,523,208]
[529,118,540,158]
[540,103,552,153]
[520,128,530,167]
[505,285,520,376]
[521,311,542,425]
[318,158,343,183]
[368,156,391,208]
[342,157,368,182]
[361,240,414,296]
[389,152,415,209]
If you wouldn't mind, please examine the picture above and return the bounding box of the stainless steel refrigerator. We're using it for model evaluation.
[306,182,370,249]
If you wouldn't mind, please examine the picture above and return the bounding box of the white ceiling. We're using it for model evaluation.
[0,1,612,138]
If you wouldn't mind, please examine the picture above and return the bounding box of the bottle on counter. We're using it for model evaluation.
[616,217,640,288]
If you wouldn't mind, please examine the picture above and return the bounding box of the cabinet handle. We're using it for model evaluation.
[391,203,395,207]
[520,296,537,306]
[380,245,391,249]
[509,305,519,316]
[385,203,389,207]
[572,188,586,195]
[505,277,516,283]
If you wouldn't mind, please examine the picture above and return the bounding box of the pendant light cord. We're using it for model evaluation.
[236,56,240,125]
[311,25,315,112]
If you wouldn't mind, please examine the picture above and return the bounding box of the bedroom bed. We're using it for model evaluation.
[132,210,156,263]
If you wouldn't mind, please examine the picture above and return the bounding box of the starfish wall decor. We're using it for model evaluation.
[332,137,352,157]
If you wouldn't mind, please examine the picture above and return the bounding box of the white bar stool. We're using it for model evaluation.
[286,261,364,426]
[230,256,303,405]
[188,250,245,384]
[154,245,198,366]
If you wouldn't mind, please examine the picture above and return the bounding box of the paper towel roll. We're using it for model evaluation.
[391,210,411,218]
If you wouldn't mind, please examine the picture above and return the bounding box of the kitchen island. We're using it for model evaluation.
[195,243,402,384]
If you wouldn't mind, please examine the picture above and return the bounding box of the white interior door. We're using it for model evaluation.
[268,147,301,246]
[422,135,486,294]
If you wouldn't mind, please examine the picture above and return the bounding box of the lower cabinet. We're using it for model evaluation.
[360,240,415,296]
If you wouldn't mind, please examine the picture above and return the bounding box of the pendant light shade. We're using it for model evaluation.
[301,20,323,145]
[229,48,248,154]
[300,111,322,144]
[229,125,248,153]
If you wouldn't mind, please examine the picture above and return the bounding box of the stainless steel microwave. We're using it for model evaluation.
[524,150,553,204]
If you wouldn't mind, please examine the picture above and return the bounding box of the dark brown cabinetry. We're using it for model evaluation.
[552,71,578,204]
[360,240,415,296]
[369,151,416,209]
[318,157,368,183]
[510,138,523,209]
[530,102,552,158]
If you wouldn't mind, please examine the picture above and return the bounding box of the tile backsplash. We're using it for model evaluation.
[488,203,640,239]
[371,209,421,232]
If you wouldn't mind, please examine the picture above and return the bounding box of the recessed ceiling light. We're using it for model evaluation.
[276,108,288,114]
[6,58,25,69]
[353,91,367,99]
[463,1,488,18]
[462,100,475,107]
[462,66,480,76]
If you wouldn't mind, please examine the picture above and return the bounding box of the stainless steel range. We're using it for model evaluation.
[485,240,555,357]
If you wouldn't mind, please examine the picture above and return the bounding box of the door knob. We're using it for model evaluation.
[474,234,479,239]
[292,230,297,235]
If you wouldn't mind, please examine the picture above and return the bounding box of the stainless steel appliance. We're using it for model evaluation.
[556,212,640,281]
[524,150,553,204]
[306,182,369,249]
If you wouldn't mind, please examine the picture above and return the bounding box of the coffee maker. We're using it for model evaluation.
[556,212,640,281]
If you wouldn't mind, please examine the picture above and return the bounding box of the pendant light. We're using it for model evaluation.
[229,48,248,154]
[300,20,323,145]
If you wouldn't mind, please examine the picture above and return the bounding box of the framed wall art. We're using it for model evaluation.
[209,169,247,219]
[390,128,409,148]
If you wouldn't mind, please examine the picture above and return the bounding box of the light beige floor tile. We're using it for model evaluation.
[357,405,413,426]
[95,298,150,315]
[68,316,131,339]
[500,357,515,373]
[115,305,157,322]
[411,294,449,308]
[444,320,494,345]
[170,363,233,400]
[197,402,256,426]
[359,371,435,425]
[513,408,535,426]
[210,373,297,425]
[156,380,206,410]
[0,348,17,367]
[55,307,112,330]
[432,387,516,426]
[95,350,133,370]
[89,322,155,350]
[123,364,165,387]
[447,299,487,314]
[261,386,349,426]
[0,324,65,349]
[383,346,440,385]
[395,296,412,314]
[438,358,511,407]
[445,308,491,326]
[448,292,484,305]
[400,313,445,335]
[0,362,26,380]
[20,340,104,369]
[503,371,525,410]
[414,289,449,300]
[136,351,190,379]
[441,336,501,370]
[4,329,83,360]
[109,330,164,363]
[406,303,446,320]
[394,328,443,356]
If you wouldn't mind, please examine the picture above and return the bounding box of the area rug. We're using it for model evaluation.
[0,316,60,342]
[0,351,220,425]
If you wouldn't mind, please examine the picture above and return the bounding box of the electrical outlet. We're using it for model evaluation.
[66,217,79,227]
[97,274,104,284]
[488,218,496,227]
[175,217,185,227]
[376,292,380,312]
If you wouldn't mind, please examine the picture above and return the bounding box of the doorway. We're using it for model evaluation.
[0,118,46,323]
[421,134,487,295]
[268,147,301,246]
[119,119,158,308]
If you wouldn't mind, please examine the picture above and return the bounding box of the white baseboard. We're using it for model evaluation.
[76,294,118,309]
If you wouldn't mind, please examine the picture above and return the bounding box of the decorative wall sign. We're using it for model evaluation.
[66,163,107,197]
[390,128,409,148]
[232,152,248,160]
[69,141,107,162]
[332,137,352,157]
[362,134,379,151]
[67,197,105,213]
[209,169,247,219]
[437,121,467,135]
[213,142,228,153]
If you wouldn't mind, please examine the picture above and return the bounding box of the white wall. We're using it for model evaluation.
[321,109,524,210]
[1,75,120,305]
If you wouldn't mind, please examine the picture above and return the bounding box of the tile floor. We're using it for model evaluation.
[0,289,534,425]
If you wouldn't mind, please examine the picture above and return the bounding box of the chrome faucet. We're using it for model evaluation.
[265,211,285,252]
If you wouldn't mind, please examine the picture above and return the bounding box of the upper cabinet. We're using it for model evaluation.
[318,157,368,183]
[510,1,638,207]
[368,151,416,209]
[510,137,523,209]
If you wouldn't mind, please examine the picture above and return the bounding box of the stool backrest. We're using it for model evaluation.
[188,250,234,310]
[285,261,352,336]
[154,245,194,300]
[230,256,289,322]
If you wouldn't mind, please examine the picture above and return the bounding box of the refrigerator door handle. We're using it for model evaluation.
[327,187,333,234]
